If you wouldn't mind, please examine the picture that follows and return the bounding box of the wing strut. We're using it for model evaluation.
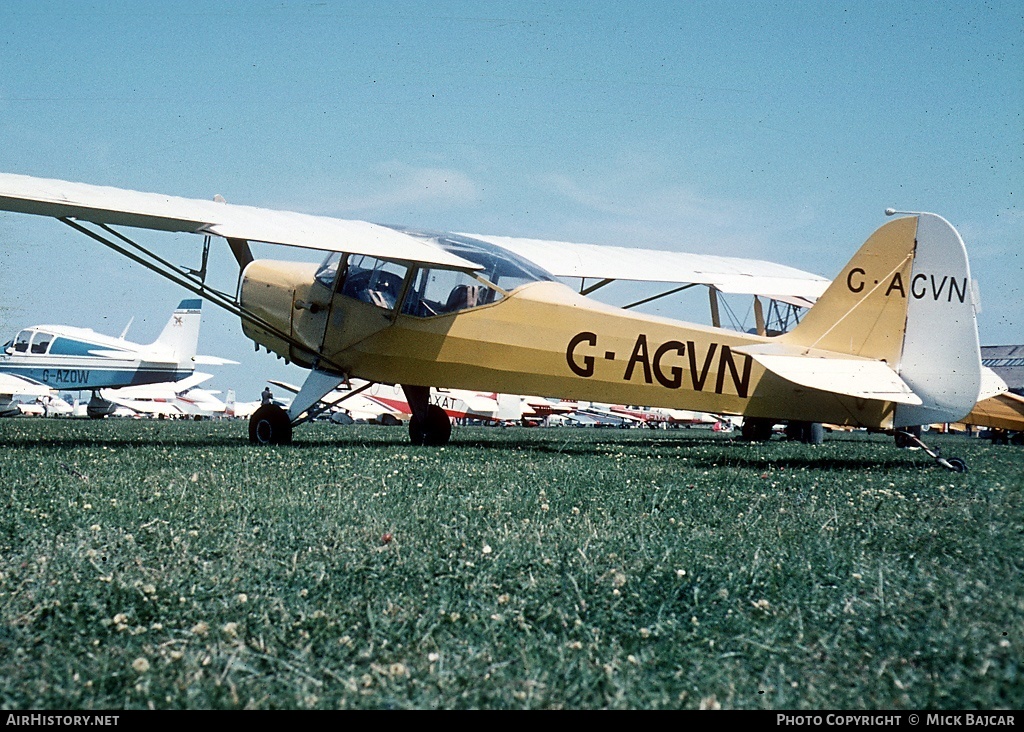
[622,283,698,311]
[289,377,377,427]
[580,278,614,296]
[58,217,347,375]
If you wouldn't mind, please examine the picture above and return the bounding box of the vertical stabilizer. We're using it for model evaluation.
[781,214,981,426]
[150,299,203,366]
[781,215,916,364]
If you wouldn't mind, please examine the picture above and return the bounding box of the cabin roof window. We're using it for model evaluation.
[386,227,554,291]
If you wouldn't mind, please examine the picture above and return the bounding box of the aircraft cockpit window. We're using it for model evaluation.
[13,330,32,353]
[340,255,408,311]
[434,234,555,292]
[401,268,501,318]
[315,253,344,289]
[30,332,54,355]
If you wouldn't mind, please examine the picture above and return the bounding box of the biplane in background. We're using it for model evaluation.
[0,173,1004,470]
[0,297,236,418]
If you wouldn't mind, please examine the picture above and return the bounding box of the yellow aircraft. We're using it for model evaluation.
[0,173,998,470]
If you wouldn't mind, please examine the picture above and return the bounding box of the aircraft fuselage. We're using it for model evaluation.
[240,260,896,430]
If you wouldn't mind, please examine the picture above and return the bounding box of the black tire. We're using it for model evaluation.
[741,417,774,442]
[249,404,293,445]
[409,404,452,446]
[945,457,968,473]
[806,422,825,445]
[379,413,402,427]
[785,421,806,441]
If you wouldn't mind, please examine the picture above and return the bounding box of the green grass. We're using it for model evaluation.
[0,418,1021,710]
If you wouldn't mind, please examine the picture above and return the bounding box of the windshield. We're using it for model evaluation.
[387,227,554,291]
[314,229,555,319]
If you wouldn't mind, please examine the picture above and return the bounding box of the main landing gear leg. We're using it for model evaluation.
[893,428,967,473]
[402,384,452,446]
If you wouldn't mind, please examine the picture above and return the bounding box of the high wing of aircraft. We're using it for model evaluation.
[0,172,994,470]
[0,295,237,417]
[460,232,830,336]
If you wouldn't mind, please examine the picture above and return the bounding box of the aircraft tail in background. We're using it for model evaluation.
[148,299,203,366]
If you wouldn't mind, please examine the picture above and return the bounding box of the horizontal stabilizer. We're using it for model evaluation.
[977,366,1008,403]
[736,343,922,405]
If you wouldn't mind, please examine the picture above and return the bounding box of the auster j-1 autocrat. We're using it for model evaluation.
[0,173,1003,470]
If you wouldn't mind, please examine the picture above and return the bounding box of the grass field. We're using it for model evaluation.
[0,418,1020,710]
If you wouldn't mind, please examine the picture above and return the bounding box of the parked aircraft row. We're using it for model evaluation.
[0,172,1013,470]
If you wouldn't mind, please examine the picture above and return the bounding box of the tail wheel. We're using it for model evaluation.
[945,457,968,473]
[249,404,293,445]
[409,404,452,446]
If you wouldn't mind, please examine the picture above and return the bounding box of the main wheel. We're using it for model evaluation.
[249,404,293,445]
[409,404,452,446]
[741,417,774,442]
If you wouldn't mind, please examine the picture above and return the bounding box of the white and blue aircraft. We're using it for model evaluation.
[0,299,236,417]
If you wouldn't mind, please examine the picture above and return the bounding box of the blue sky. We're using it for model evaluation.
[1,1,1021,402]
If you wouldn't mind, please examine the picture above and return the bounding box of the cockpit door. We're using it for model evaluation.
[291,254,411,370]
[320,256,411,357]
[288,256,341,368]
[290,278,334,367]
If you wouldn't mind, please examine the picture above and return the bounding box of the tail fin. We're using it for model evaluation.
[781,213,981,426]
[149,299,203,366]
